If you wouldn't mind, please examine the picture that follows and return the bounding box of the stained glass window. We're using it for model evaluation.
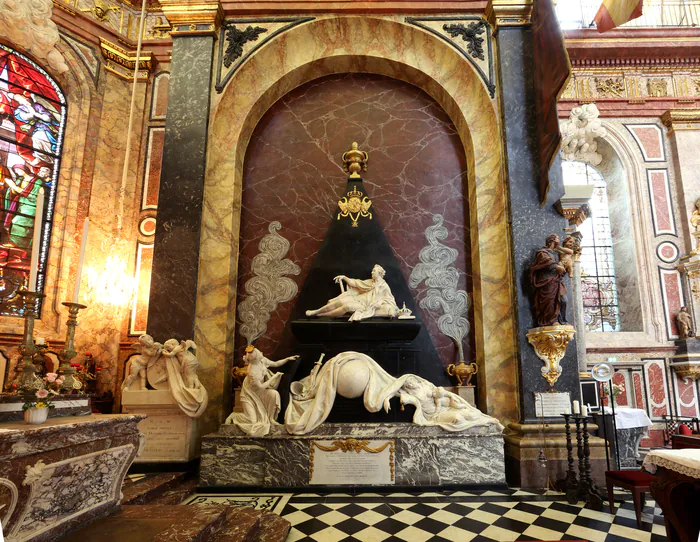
[562,161,620,332]
[0,44,66,316]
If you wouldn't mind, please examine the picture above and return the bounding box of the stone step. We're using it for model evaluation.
[121,472,189,505]
[253,512,292,542]
[60,504,229,541]
[148,479,199,505]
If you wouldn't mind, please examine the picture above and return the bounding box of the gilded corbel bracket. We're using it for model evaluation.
[526,325,576,388]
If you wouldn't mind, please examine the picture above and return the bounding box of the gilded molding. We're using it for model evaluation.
[485,0,533,29]
[159,0,223,30]
[309,439,396,482]
[661,109,700,133]
[99,37,154,79]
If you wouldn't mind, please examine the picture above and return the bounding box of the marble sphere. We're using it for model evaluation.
[336,360,371,399]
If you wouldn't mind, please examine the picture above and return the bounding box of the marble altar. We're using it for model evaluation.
[0,393,91,423]
[199,423,505,488]
[0,414,143,541]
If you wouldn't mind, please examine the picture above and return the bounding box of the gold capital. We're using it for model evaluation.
[486,0,533,29]
[159,0,223,34]
[661,109,700,135]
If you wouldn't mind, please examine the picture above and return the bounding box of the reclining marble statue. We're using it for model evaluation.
[121,334,208,418]
[224,346,300,436]
[285,351,503,435]
[305,264,403,321]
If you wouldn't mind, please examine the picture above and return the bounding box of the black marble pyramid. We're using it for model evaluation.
[282,176,448,422]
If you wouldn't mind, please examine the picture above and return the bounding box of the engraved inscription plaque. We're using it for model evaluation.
[534,391,572,417]
[310,439,395,485]
[138,415,188,461]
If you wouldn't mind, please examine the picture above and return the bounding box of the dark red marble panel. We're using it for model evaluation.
[238,73,472,367]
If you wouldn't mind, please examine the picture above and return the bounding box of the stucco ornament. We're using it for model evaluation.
[0,0,68,74]
[409,214,470,360]
[238,221,300,345]
[224,346,299,436]
[285,351,504,435]
[559,103,607,166]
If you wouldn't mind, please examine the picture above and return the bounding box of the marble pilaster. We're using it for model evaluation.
[147,33,216,341]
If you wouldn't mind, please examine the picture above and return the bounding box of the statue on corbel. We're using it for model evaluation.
[121,334,208,418]
[527,234,576,388]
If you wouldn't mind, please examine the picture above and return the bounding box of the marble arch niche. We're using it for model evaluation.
[199,16,517,433]
[237,73,475,374]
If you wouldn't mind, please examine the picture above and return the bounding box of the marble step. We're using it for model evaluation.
[121,472,189,505]
[254,512,293,542]
[60,504,229,541]
[148,479,199,505]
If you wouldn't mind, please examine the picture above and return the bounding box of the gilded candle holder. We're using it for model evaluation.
[58,302,87,391]
[17,290,46,389]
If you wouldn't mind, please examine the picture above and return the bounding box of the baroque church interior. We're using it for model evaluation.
[0,0,699,540]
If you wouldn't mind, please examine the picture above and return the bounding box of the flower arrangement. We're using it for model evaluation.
[21,373,64,411]
[602,382,625,400]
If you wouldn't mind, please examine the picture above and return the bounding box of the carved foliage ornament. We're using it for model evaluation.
[223,25,267,68]
[442,21,486,61]
[409,214,470,361]
[238,221,300,345]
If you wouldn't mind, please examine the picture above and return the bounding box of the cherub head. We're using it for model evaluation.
[138,334,154,348]
[163,338,179,352]
[562,236,576,249]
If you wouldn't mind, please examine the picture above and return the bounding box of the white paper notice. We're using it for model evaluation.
[534,391,572,417]
[310,439,395,485]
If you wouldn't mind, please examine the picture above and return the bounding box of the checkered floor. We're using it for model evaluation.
[183,488,667,541]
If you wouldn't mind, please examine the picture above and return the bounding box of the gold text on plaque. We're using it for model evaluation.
[338,185,372,227]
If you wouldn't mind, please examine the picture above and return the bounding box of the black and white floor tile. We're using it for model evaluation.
[186,488,667,541]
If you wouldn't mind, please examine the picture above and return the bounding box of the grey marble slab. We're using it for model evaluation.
[200,422,505,488]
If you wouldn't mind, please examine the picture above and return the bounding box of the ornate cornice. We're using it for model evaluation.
[661,109,700,133]
[485,0,533,29]
[99,37,154,79]
[159,0,223,35]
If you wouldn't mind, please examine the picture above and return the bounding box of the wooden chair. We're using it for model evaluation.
[605,470,656,528]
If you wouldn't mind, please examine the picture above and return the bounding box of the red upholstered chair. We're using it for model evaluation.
[605,470,656,528]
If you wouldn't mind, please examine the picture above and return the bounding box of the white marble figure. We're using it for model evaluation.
[559,103,607,167]
[225,347,300,436]
[285,351,504,435]
[121,334,163,391]
[305,264,400,321]
[121,335,208,418]
[160,339,209,418]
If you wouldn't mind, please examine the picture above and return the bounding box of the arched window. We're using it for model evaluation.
[0,44,66,316]
[562,161,621,332]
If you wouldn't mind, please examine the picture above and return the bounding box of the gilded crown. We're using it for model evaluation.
[347,185,364,199]
[245,345,255,353]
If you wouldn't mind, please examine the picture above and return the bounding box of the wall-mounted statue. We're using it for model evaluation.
[530,234,569,327]
[677,306,693,339]
[305,264,402,321]
[121,334,208,418]
[285,351,503,435]
[559,103,607,167]
[224,346,299,436]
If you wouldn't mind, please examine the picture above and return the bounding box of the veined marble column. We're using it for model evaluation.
[147,2,222,341]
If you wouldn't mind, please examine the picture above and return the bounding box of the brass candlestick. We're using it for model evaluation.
[17,290,46,389]
[58,302,87,391]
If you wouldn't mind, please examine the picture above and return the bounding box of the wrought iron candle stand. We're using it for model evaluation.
[573,414,605,510]
[554,413,579,504]
[16,290,46,389]
[58,302,87,391]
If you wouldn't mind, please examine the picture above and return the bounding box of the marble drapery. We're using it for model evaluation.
[285,351,504,435]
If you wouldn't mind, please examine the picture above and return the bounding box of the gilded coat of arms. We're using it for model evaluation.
[338,185,372,227]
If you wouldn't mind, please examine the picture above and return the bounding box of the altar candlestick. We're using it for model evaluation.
[28,188,44,292]
[73,218,89,304]
[582,405,588,417]
[573,400,580,414]
[36,337,45,345]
